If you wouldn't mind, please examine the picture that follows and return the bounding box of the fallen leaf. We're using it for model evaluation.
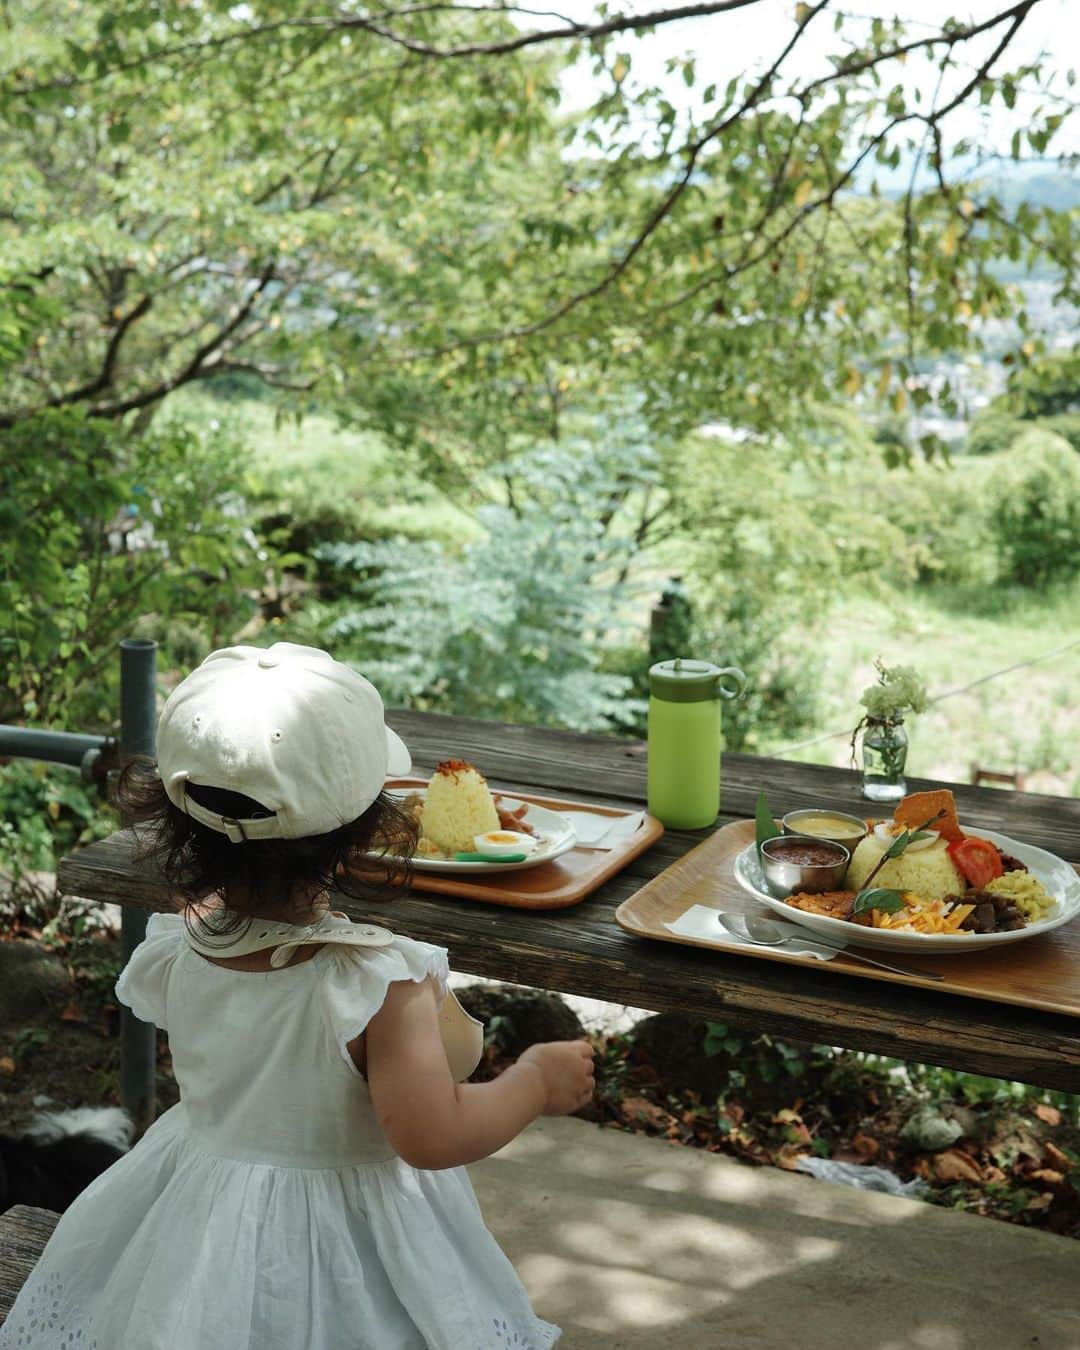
[932,1150,984,1184]
[621,1095,676,1131]
[1033,1104,1061,1127]
[60,1001,83,1022]
[0,1056,15,1076]
[1026,1193,1055,1212]
[1044,1143,1072,1172]
[1029,1169,1065,1187]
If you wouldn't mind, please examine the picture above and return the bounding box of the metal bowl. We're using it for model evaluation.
[759,834,851,898]
[780,808,868,850]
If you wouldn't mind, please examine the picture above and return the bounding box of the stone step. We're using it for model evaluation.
[472,1115,1080,1349]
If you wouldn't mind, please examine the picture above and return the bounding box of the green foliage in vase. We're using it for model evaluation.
[859,659,929,721]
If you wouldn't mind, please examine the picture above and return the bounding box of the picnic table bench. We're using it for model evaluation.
[58,709,1080,1093]
[0,1207,58,1326]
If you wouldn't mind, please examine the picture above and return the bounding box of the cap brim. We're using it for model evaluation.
[385,725,412,777]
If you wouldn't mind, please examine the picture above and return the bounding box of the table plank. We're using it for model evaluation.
[386,709,1080,859]
[57,711,1080,1093]
[0,1206,58,1324]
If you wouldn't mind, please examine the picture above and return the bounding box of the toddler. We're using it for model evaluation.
[0,643,594,1349]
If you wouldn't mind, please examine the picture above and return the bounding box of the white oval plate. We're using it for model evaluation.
[379,788,577,874]
[732,827,1080,953]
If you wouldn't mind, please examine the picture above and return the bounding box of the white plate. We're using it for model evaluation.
[379,788,577,875]
[732,827,1080,953]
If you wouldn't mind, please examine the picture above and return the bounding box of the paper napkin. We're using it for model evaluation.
[664,905,844,961]
[565,810,646,849]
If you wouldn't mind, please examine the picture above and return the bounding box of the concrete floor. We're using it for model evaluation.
[470,1116,1080,1350]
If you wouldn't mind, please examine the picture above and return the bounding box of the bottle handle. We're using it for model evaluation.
[714,666,746,700]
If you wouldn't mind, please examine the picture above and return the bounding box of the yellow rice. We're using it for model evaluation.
[419,761,500,854]
[846,834,966,903]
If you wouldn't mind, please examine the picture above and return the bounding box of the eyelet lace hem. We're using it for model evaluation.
[0,1271,99,1348]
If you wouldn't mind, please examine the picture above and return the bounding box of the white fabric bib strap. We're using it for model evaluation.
[185,911,484,1082]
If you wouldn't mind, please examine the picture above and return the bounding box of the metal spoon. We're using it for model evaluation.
[717,912,945,981]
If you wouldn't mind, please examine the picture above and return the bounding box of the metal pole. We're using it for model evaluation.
[119,638,158,1134]
[0,727,111,769]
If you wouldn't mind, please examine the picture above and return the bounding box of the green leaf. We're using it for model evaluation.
[853,888,906,916]
[755,789,782,856]
[883,829,914,859]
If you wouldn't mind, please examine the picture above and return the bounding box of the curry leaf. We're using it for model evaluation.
[884,829,914,859]
[853,887,906,915]
[755,790,782,857]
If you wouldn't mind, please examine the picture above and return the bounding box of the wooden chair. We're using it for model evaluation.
[0,1205,58,1326]
[970,765,1028,791]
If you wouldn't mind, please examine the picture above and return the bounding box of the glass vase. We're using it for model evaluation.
[861,717,908,803]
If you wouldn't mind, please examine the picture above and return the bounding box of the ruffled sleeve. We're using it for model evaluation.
[114,911,186,1030]
[317,935,451,1075]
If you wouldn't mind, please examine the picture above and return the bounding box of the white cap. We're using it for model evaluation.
[156,643,411,842]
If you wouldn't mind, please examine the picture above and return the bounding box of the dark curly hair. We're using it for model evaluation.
[116,756,419,945]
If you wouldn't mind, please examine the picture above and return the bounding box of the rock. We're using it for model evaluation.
[453,984,585,1057]
[899,1103,965,1152]
[0,940,72,1021]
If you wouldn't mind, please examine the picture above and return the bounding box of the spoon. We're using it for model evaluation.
[717,912,945,981]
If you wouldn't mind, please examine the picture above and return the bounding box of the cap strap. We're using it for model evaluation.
[179,786,284,843]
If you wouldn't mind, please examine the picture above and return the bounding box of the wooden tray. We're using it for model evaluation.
[389,779,664,910]
[615,819,1080,1017]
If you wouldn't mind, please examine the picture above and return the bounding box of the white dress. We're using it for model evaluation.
[0,913,561,1350]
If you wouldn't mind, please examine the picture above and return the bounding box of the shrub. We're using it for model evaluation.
[1041,413,1080,453]
[0,407,268,730]
[293,440,655,733]
[873,461,998,589]
[0,761,115,914]
[963,412,1026,457]
[984,427,1080,588]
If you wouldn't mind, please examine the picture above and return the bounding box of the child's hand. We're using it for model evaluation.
[517,1039,596,1116]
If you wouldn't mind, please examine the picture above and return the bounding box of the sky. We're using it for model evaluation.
[553,0,1079,171]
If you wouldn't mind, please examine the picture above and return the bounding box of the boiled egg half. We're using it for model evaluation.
[872,822,937,852]
[473,830,537,858]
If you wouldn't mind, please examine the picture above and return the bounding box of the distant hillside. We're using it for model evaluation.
[867,160,1080,212]
[977,170,1080,213]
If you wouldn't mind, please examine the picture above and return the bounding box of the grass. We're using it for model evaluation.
[765,582,1080,797]
[168,389,476,545]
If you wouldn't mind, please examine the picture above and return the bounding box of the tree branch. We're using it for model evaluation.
[412,0,831,356]
[0,292,153,429]
[82,265,278,418]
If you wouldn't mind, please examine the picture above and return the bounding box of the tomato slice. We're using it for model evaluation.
[946,836,1004,889]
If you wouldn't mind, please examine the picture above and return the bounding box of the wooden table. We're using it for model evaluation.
[58,711,1080,1093]
[0,1207,58,1325]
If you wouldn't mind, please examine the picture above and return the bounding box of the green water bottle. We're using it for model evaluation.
[647,658,746,830]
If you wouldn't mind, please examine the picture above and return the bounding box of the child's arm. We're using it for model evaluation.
[365,974,594,1170]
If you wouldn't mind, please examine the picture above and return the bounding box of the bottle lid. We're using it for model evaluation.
[649,658,725,703]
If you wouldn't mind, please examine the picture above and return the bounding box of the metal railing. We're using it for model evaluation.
[0,638,158,1130]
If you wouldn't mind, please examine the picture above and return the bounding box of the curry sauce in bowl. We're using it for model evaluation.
[759,834,850,898]
[781,808,868,849]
